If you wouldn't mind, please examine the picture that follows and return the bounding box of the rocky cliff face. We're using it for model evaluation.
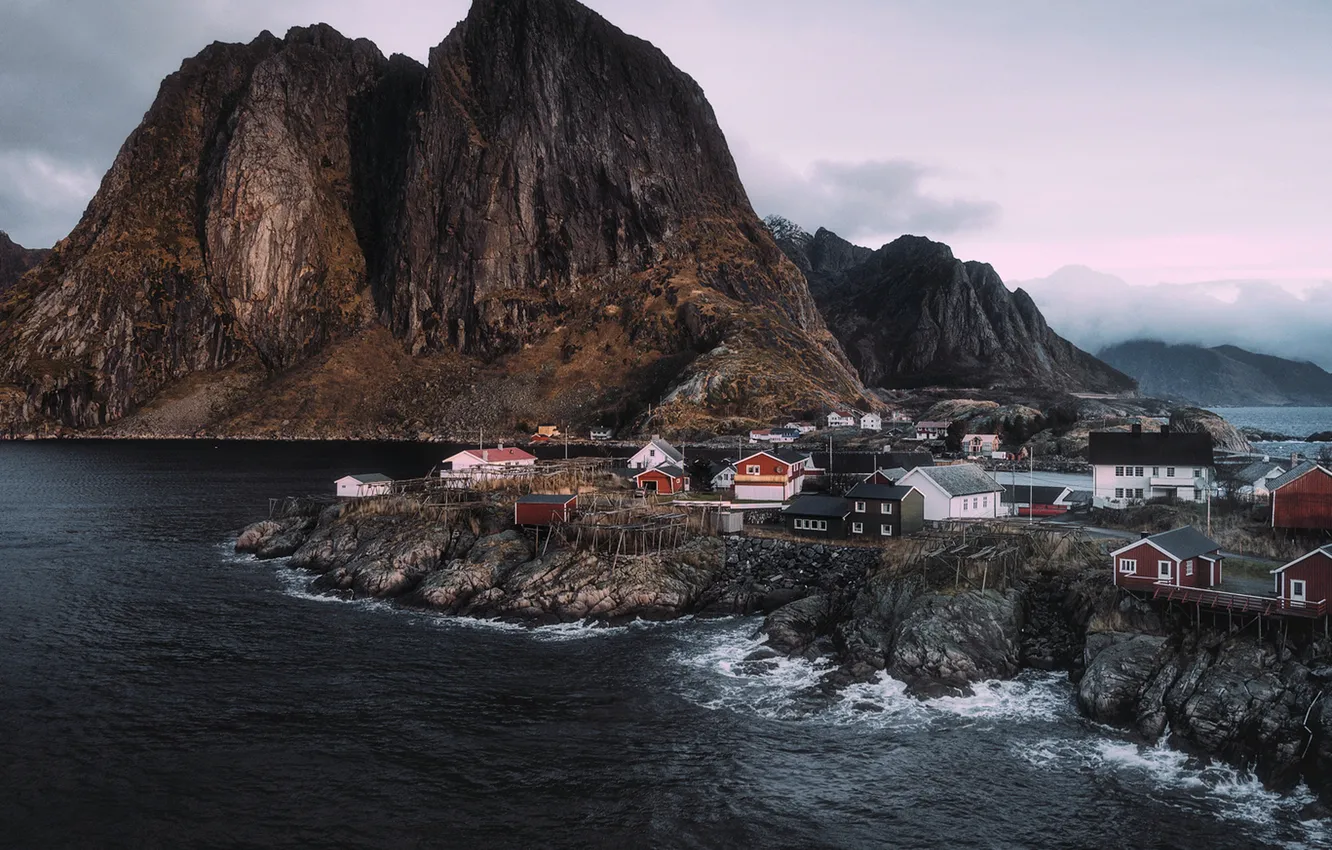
[0,232,48,295]
[769,225,1136,394]
[1100,340,1332,406]
[0,0,868,437]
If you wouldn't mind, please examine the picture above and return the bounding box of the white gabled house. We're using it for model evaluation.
[827,410,857,429]
[1088,425,1214,508]
[963,434,1000,456]
[628,436,685,470]
[860,412,882,432]
[335,473,393,498]
[786,421,817,435]
[709,462,737,490]
[896,463,1004,521]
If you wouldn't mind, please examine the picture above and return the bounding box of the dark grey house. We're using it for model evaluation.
[782,494,852,538]
[844,483,925,538]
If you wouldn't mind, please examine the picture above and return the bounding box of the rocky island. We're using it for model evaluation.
[237,494,1332,802]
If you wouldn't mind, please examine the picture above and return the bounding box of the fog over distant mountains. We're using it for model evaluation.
[1010,266,1332,371]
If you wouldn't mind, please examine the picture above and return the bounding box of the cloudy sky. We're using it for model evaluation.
[3,0,1330,358]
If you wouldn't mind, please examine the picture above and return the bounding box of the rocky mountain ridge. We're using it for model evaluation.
[767,220,1136,394]
[0,0,870,438]
[0,232,48,294]
[1099,340,1332,406]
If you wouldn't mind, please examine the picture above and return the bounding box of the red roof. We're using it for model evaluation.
[464,447,537,463]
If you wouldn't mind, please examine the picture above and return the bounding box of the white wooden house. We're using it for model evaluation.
[963,434,1000,456]
[335,473,393,498]
[628,437,684,470]
[860,412,882,432]
[896,464,1003,521]
[827,410,857,428]
[1088,425,1214,507]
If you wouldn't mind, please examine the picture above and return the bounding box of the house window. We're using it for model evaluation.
[881,502,893,515]
[793,518,828,532]
[1185,560,1194,576]
[1159,560,1173,580]
[1194,469,1204,479]
[1153,467,1160,476]
[1135,489,1144,499]
[746,465,760,475]
[852,522,864,534]
[1292,579,1307,601]
[1115,488,1124,499]
[1115,466,1124,476]
[1167,467,1175,477]
[854,501,866,513]
[881,525,893,537]
[1136,467,1144,477]
[1120,558,1136,574]
[983,496,989,507]
[649,450,656,458]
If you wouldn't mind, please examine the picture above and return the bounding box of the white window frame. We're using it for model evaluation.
[1291,579,1307,603]
[1153,467,1160,476]
[1167,467,1175,477]
[881,502,892,515]
[1185,560,1194,576]
[881,524,893,537]
[1115,488,1124,499]
[851,522,863,534]
[746,465,760,475]
[854,501,866,513]
[1119,558,1136,574]
[1115,466,1124,476]
[1158,560,1173,580]
[1136,467,1144,477]
[793,518,827,532]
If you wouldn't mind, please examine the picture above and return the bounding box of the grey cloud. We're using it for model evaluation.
[734,148,1001,244]
[1014,266,1332,371]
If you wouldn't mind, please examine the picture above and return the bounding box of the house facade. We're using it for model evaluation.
[827,410,857,429]
[786,421,818,435]
[860,412,882,432]
[590,427,613,441]
[628,437,685,470]
[963,434,1000,456]
[734,450,812,501]
[709,462,737,491]
[1271,462,1332,530]
[915,421,950,441]
[782,495,851,539]
[844,483,925,538]
[1272,545,1332,609]
[897,464,1003,521]
[440,447,538,481]
[335,474,393,498]
[1088,425,1214,508]
[750,427,799,444]
[635,464,689,494]
[1111,526,1223,590]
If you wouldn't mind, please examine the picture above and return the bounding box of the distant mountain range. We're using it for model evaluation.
[0,232,48,294]
[1098,340,1332,406]
[767,219,1135,394]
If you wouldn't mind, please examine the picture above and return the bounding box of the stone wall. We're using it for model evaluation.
[707,536,882,613]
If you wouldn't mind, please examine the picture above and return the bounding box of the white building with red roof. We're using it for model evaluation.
[439,446,538,482]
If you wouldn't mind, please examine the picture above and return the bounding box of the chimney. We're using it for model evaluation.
[1293,452,1300,468]
[1131,424,1142,436]
[1140,531,1151,539]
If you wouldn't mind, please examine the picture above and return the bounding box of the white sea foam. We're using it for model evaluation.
[670,623,831,720]
[1017,734,1326,844]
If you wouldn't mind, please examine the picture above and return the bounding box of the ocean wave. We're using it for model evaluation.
[1017,735,1326,844]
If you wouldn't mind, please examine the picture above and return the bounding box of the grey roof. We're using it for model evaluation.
[908,464,1003,497]
[1066,490,1093,504]
[846,483,916,501]
[344,473,392,483]
[1001,485,1071,505]
[517,493,577,504]
[874,467,908,482]
[1141,526,1221,561]
[707,461,736,479]
[649,438,685,464]
[1270,460,1329,492]
[1235,460,1286,485]
[783,495,851,518]
[773,449,813,464]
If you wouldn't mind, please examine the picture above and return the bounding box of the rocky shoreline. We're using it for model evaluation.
[238,500,1332,803]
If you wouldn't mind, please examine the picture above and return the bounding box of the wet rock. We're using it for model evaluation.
[236,516,314,558]
[761,594,840,659]
[410,530,533,611]
[887,590,1024,697]
[235,520,284,554]
[1078,633,1166,724]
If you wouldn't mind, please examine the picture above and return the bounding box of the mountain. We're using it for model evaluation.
[0,0,870,438]
[770,224,1136,393]
[0,232,48,294]
[1098,340,1332,406]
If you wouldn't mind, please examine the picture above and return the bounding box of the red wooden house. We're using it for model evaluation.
[1271,544,1332,610]
[514,494,578,526]
[1271,462,1332,530]
[1111,526,1223,590]
[733,450,812,501]
[634,464,689,495]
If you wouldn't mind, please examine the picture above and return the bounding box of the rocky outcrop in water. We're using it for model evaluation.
[769,224,1136,394]
[1168,406,1252,453]
[0,0,868,438]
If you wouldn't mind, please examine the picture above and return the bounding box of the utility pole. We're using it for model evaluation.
[1029,446,1034,526]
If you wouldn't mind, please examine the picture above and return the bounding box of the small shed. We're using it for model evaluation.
[635,464,689,494]
[1271,544,1332,609]
[335,473,393,498]
[1111,526,1222,590]
[515,494,578,526]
